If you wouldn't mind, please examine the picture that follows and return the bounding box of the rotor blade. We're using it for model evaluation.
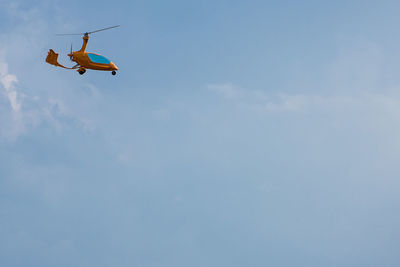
[55,33,84,36]
[87,25,120,35]
[55,25,120,36]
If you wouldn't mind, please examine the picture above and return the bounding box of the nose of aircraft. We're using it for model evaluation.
[110,62,118,70]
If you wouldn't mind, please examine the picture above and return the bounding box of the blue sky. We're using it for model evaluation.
[2,1,400,266]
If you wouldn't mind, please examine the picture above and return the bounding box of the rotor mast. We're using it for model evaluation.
[80,33,90,52]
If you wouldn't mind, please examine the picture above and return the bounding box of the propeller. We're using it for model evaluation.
[55,25,120,36]
[69,43,73,61]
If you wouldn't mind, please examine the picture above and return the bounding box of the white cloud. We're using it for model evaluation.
[208,82,400,117]
[0,4,99,141]
[208,83,311,112]
[0,61,21,112]
[0,58,26,140]
[0,56,96,140]
[207,83,241,99]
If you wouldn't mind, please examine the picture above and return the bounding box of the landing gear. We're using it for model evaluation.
[77,67,86,75]
[112,70,116,75]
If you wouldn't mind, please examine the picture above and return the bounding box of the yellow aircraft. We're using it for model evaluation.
[46,25,119,75]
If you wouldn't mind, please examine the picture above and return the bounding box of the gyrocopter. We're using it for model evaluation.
[46,25,119,75]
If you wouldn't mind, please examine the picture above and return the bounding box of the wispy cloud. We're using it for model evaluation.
[0,58,26,140]
[0,60,21,112]
[207,83,242,99]
[208,82,311,112]
[208,82,400,117]
[0,56,95,140]
[0,4,99,141]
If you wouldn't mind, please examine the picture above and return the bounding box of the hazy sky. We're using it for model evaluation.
[2,1,400,266]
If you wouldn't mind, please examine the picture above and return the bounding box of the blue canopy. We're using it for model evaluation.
[87,53,111,64]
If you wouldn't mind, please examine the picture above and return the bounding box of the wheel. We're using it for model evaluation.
[78,68,86,75]
[112,71,116,75]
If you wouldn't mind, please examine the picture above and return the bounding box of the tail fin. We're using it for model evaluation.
[45,49,73,69]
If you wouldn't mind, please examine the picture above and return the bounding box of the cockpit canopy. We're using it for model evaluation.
[87,53,111,64]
